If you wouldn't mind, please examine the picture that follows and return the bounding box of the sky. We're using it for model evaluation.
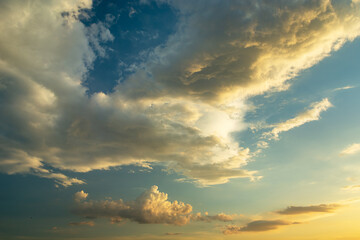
[1,0,360,239]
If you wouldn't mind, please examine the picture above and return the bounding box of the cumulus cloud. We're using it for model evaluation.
[1,0,360,186]
[340,143,360,156]
[74,190,88,202]
[223,220,298,234]
[264,98,332,139]
[276,203,341,215]
[72,185,233,226]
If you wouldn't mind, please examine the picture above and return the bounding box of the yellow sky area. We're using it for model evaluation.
[60,201,360,240]
[223,202,360,240]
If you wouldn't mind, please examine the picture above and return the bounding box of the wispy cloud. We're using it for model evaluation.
[69,221,95,227]
[223,220,299,234]
[340,143,360,156]
[332,85,355,92]
[192,212,235,222]
[165,233,182,236]
[264,98,332,140]
[342,184,360,191]
[276,203,341,215]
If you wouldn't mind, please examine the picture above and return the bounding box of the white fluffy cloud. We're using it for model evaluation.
[1,0,360,186]
[72,185,232,225]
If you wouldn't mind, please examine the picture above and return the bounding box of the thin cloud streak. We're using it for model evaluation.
[264,98,332,140]
[223,220,299,234]
[276,203,341,215]
[340,143,360,156]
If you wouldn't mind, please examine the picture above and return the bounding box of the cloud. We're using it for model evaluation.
[74,190,88,202]
[72,185,233,226]
[276,203,341,215]
[342,184,360,191]
[86,22,115,57]
[223,220,298,234]
[192,212,234,222]
[69,221,95,227]
[333,85,355,92]
[0,0,96,186]
[0,148,84,187]
[264,98,332,139]
[119,0,360,103]
[165,233,182,236]
[1,0,360,186]
[340,143,360,156]
[73,185,192,225]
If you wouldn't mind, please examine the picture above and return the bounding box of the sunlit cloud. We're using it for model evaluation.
[332,85,355,92]
[74,190,88,202]
[1,0,360,187]
[276,203,341,215]
[340,143,360,156]
[342,184,360,191]
[223,220,299,234]
[264,98,332,140]
[192,212,235,222]
[2,0,360,239]
[72,185,233,226]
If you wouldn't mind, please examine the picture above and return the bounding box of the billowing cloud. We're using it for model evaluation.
[73,185,192,225]
[276,203,341,215]
[223,220,298,234]
[0,0,95,186]
[340,143,360,156]
[121,0,360,103]
[264,98,332,139]
[1,0,360,186]
[72,185,233,226]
